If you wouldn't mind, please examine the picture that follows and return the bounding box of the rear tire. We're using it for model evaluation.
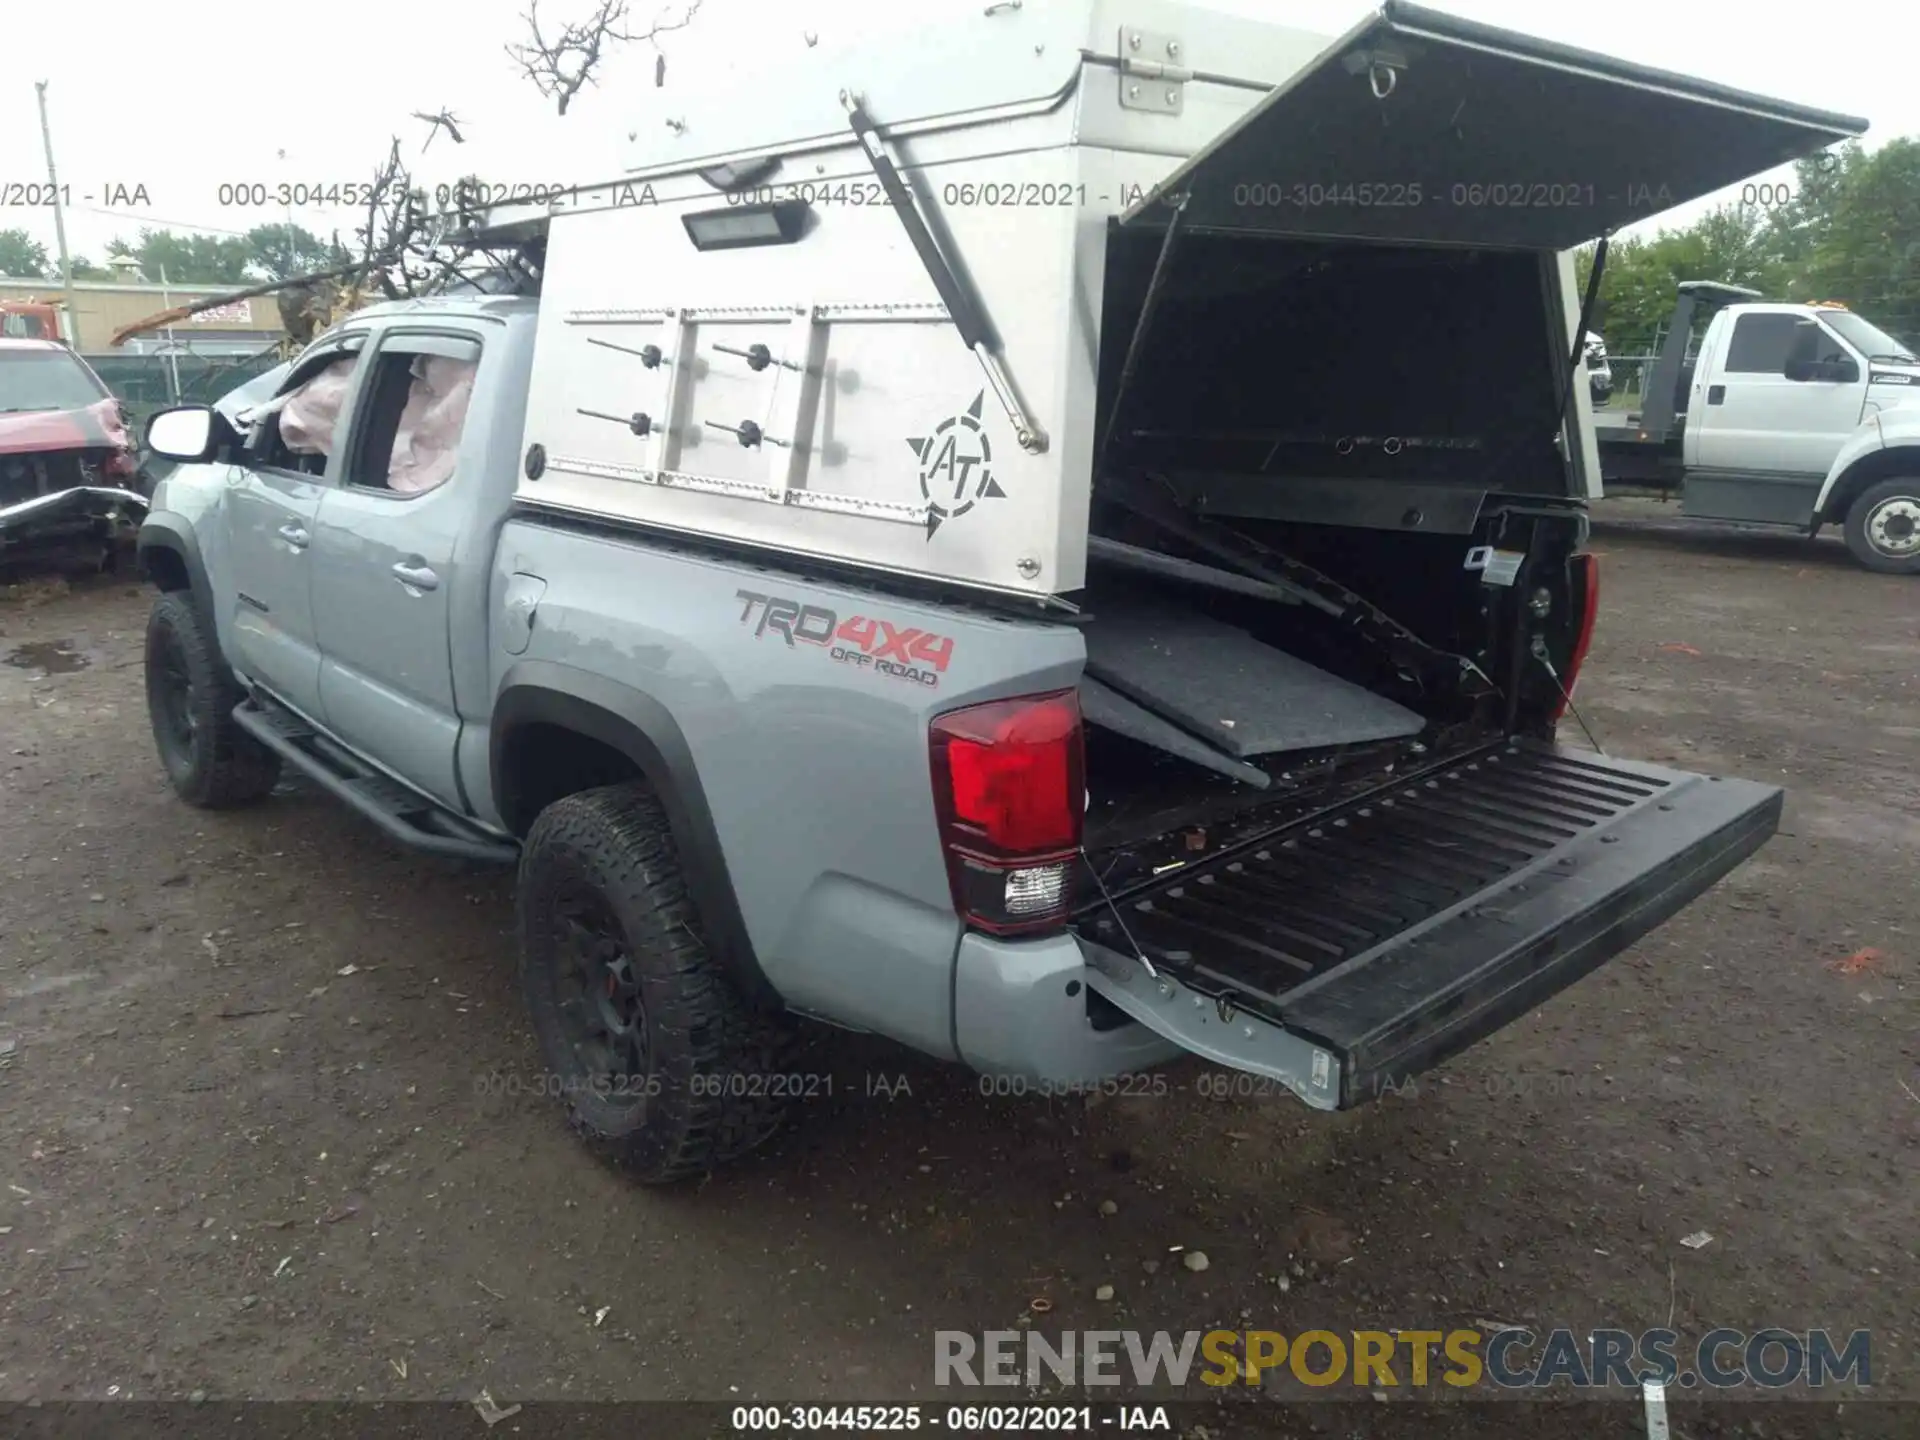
[144,592,281,808]
[516,782,792,1184]
[1843,479,1920,574]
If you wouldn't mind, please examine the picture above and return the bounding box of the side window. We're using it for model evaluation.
[245,339,367,475]
[1792,321,1851,367]
[340,335,481,497]
[1722,313,1804,374]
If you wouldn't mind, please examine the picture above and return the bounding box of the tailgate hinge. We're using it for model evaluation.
[1118,28,1187,113]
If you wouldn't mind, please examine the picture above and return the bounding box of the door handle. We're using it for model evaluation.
[1707,384,1726,405]
[277,522,310,549]
[391,561,439,592]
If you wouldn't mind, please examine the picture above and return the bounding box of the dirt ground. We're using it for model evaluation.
[0,500,1914,1432]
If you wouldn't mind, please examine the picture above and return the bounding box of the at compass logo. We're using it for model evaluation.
[908,391,1006,538]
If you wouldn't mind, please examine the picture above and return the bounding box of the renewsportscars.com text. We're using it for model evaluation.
[935,1327,1872,1391]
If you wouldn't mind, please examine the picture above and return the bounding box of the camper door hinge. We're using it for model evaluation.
[1118,29,1186,113]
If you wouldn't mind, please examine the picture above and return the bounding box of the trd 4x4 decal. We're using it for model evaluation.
[736,589,954,688]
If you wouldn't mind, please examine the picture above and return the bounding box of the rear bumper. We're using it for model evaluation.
[952,930,1185,1083]
[1077,743,1781,1109]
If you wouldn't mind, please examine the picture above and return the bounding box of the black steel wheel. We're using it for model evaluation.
[516,782,793,1184]
[143,592,280,808]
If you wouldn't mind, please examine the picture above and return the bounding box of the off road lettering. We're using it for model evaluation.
[738,591,955,684]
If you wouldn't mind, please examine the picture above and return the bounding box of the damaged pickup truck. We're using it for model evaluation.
[133,0,1861,1183]
[0,338,146,569]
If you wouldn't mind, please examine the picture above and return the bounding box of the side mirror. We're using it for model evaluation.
[1828,356,1861,384]
[1784,357,1813,383]
[145,405,218,462]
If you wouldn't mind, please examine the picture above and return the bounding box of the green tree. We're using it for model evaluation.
[69,255,109,280]
[243,223,350,281]
[1576,137,1920,366]
[106,228,253,285]
[1576,206,1784,361]
[1796,137,1920,344]
[0,228,51,279]
[1760,143,1862,281]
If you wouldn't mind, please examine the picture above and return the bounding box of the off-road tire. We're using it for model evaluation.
[144,592,281,808]
[516,782,793,1184]
[1843,478,1920,575]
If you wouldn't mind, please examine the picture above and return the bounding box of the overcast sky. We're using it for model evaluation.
[2,0,1910,268]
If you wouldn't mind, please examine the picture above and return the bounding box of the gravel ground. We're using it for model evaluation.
[0,502,1913,1437]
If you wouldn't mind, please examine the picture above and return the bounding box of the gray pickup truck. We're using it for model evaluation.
[135,288,1783,1183]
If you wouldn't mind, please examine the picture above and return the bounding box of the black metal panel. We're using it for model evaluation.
[1121,5,1865,250]
[1082,595,1425,759]
[1180,474,1488,536]
[1681,471,1824,527]
[1079,675,1273,789]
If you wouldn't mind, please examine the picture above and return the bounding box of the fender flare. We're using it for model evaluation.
[135,511,215,630]
[491,663,779,1007]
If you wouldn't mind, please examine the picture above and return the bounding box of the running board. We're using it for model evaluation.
[232,698,520,865]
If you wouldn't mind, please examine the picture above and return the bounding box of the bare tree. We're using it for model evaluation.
[411,109,467,149]
[191,1,696,351]
[506,0,705,115]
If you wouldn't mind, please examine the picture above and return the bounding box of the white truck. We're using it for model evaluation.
[1596,283,1920,572]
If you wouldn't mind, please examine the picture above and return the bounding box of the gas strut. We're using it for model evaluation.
[840,90,1048,454]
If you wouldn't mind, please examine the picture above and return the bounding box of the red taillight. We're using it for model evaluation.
[1553,552,1601,720]
[929,689,1084,935]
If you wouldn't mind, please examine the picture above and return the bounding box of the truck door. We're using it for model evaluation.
[308,329,483,813]
[1690,310,1868,520]
[223,333,368,720]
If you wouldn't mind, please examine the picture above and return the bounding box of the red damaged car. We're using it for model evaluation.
[0,338,148,566]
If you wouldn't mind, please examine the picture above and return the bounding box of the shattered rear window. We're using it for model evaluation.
[0,350,110,414]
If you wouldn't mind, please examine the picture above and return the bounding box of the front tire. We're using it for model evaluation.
[144,592,281,808]
[516,783,792,1184]
[1843,479,1920,574]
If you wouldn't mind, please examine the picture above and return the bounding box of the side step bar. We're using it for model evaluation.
[232,698,520,865]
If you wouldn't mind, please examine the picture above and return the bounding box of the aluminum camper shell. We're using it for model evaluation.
[480,0,1864,600]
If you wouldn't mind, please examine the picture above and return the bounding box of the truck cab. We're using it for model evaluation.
[1685,302,1915,478]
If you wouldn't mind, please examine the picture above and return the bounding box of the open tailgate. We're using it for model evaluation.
[1077,742,1781,1109]
[1121,0,1867,247]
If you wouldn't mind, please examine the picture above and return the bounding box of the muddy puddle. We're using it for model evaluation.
[3,639,92,675]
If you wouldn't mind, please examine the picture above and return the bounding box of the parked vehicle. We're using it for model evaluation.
[136,0,1854,1181]
[0,338,146,567]
[1585,331,1613,406]
[0,300,67,343]
[1597,283,1920,572]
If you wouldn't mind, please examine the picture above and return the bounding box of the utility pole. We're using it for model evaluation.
[33,80,80,346]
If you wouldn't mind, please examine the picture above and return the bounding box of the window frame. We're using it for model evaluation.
[333,327,485,504]
[240,331,370,481]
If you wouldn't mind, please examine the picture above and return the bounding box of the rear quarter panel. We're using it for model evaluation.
[489,521,1086,1056]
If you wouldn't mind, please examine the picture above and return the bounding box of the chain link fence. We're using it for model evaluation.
[87,349,285,431]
